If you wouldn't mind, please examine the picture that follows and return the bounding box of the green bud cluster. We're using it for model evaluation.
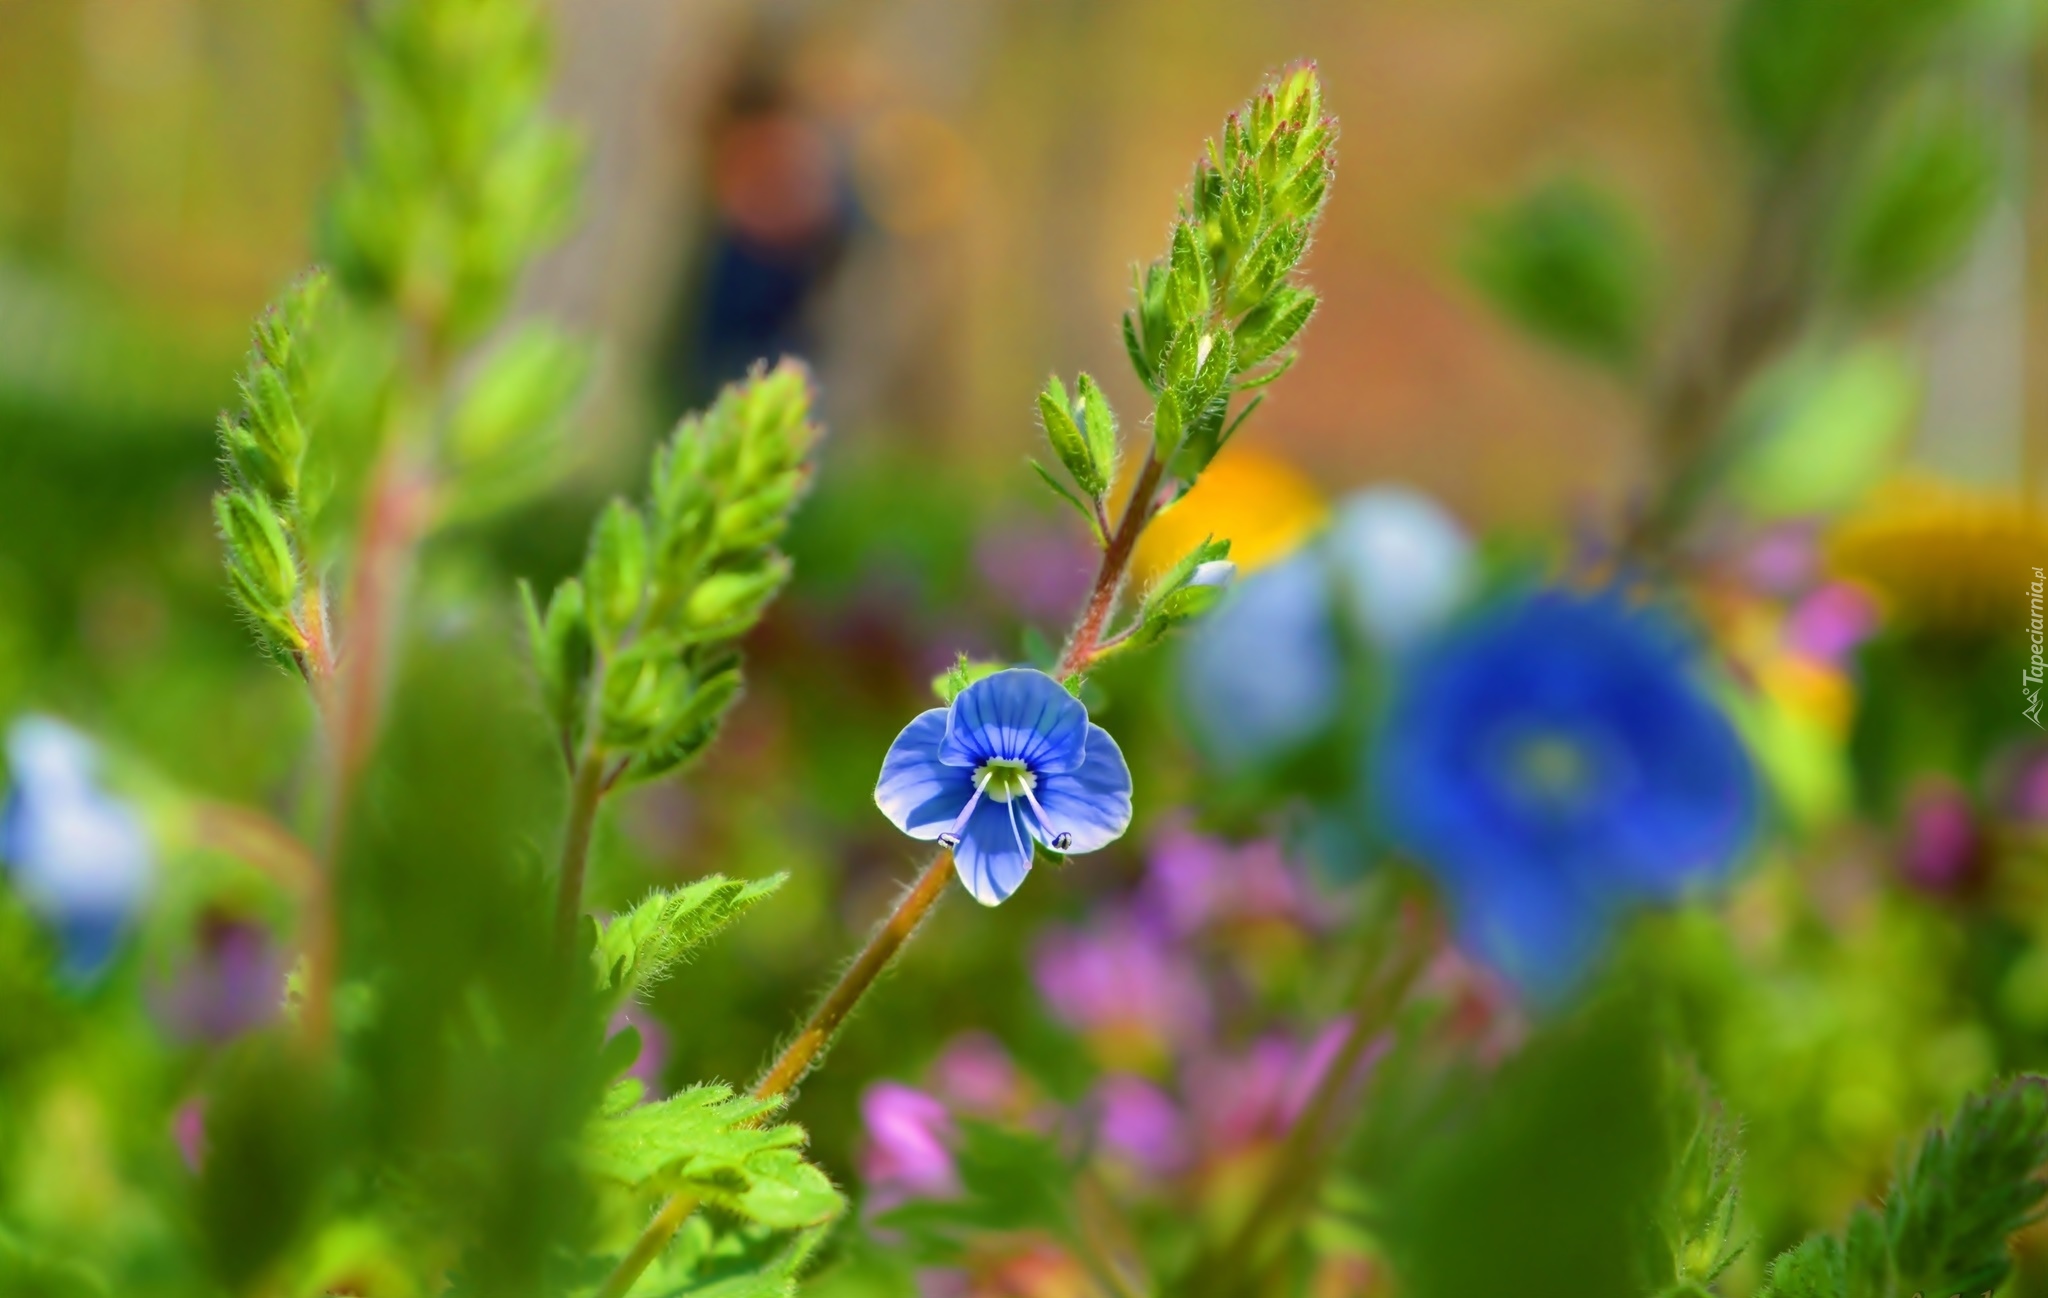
[524,360,821,784]
[325,0,582,347]
[1128,63,1334,486]
[214,273,334,668]
[1031,65,1334,540]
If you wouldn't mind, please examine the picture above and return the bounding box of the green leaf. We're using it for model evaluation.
[1726,342,1917,518]
[1029,461,1105,545]
[1037,375,1102,498]
[446,323,590,519]
[1464,176,1653,373]
[1886,1079,2048,1296]
[1167,220,1213,327]
[593,875,786,1005]
[875,1121,1080,1264]
[1234,286,1317,370]
[1723,0,1973,155]
[1074,373,1119,488]
[584,1085,844,1230]
[1755,1078,2048,1298]
[585,500,650,642]
[1832,103,2001,309]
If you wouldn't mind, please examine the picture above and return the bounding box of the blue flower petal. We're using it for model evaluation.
[1031,723,1132,855]
[874,708,977,839]
[940,669,1088,774]
[951,796,1036,905]
[1451,854,1609,1003]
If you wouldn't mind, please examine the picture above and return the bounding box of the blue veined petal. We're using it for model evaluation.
[875,709,977,839]
[939,669,1088,774]
[951,795,1036,906]
[1030,723,1132,855]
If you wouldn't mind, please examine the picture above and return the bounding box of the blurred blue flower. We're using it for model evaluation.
[0,715,154,980]
[1327,487,1474,651]
[1374,589,1756,997]
[1180,550,1342,770]
[874,668,1131,905]
[1180,486,1473,771]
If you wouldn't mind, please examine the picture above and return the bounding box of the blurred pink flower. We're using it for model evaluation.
[1093,1074,1188,1179]
[861,1081,959,1200]
[1033,911,1209,1064]
[1739,522,1821,596]
[150,917,284,1043]
[1781,583,1879,668]
[931,1031,1027,1120]
[1898,780,1985,896]
[1138,825,1311,939]
[172,1097,205,1172]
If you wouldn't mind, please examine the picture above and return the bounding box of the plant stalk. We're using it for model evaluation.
[1191,896,1432,1298]
[555,743,610,954]
[597,449,1170,1295]
[304,453,429,1046]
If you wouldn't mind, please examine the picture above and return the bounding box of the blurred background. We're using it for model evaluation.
[0,0,2041,1279]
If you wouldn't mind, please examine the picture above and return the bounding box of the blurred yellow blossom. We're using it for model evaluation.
[1131,447,1327,587]
[1829,478,2048,634]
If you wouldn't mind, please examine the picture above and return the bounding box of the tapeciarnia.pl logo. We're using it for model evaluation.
[2028,565,2046,728]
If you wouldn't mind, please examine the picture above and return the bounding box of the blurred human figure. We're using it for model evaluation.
[662,53,854,413]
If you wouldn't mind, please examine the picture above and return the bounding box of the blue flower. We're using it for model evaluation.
[0,716,154,980]
[875,668,1132,905]
[1373,589,1756,998]
[1179,486,1474,772]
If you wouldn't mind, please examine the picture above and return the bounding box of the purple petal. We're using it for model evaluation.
[1094,1074,1188,1178]
[875,709,977,839]
[939,669,1088,774]
[1030,723,1132,855]
[860,1082,958,1197]
[951,796,1036,905]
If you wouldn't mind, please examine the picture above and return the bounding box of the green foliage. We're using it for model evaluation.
[1465,176,1653,373]
[1722,0,1976,157]
[875,1121,1083,1264]
[1116,63,1334,488]
[445,323,592,520]
[1650,1077,1746,1297]
[1368,997,1671,1298]
[594,875,787,1010]
[1756,1079,2048,1298]
[584,1084,843,1230]
[1096,536,1234,660]
[931,654,1006,705]
[1831,102,2001,309]
[212,272,336,668]
[325,0,581,345]
[1725,342,1918,518]
[526,360,821,784]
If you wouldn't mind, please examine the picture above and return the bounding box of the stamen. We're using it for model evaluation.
[1018,784,1072,852]
[937,770,992,849]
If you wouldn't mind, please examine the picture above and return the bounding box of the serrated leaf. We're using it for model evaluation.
[594,875,786,1004]
[584,1084,844,1231]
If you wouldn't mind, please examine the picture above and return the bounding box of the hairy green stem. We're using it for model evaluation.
[555,743,610,954]
[597,449,1170,1296]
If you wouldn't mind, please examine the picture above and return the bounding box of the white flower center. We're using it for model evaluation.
[976,758,1037,803]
